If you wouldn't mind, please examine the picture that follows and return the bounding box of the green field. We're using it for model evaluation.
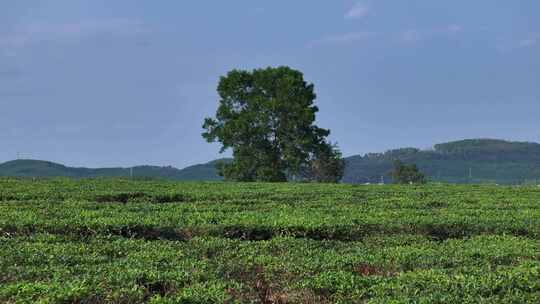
[1,179,539,303]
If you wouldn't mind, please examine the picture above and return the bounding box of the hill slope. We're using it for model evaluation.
[0,159,225,181]
[2,139,540,184]
[343,139,540,184]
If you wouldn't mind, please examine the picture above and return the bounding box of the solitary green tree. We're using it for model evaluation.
[300,144,345,183]
[203,66,343,182]
[391,160,427,184]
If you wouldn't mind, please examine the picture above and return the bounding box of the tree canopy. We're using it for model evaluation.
[203,66,343,182]
[391,160,427,184]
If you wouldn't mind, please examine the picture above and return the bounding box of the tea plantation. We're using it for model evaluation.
[1,178,539,303]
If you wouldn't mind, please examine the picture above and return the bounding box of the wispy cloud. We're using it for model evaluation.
[397,25,464,44]
[310,32,373,47]
[398,30,423,43]
[0,19,147,49]
[518,34,540,48]
[345,3,370,19]
[323,32,373,43]
[495,33,540,53]
[311,24,463,48]
[446,24,463,34]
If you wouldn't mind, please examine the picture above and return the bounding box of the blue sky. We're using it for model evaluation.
[1,1,539,168]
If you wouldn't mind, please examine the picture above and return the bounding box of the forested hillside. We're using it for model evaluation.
[0,159,225,181]
[343,139,540,184]
[2,139,540,184]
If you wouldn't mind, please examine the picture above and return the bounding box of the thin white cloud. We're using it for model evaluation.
[345,3,370,19]
[324,32,373,43]
[310,32,373,47]
[496,33,540,53]
[519,39,536,48]
[0,19,146,49]
[312,24,464,48]
[518,34,540,48]
[397,25,464,44]
[399,29,423,43]
[446,24,463,34]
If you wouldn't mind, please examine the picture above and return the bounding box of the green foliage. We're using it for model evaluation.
[344,139,540,184]
[0,159,225,181]
[300,144,345,183]
[4,139,540,185]
[202,66,342,182]
[391,160,427,184]
[1,178,540,302]
[434,138,540,156]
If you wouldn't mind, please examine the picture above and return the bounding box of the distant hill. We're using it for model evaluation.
[0,159,226,181]
[2,139,540,184]
[343,139,540,184]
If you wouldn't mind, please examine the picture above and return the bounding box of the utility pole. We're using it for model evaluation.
[468,167,472,183]
[130,167,133,179]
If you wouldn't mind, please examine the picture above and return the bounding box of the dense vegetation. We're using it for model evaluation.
[0,159,225,181]
[390,160,426,185]
[1,178,539,303]
[344,139,540,184]
[203,66,343,182]
[3,139,540,185]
